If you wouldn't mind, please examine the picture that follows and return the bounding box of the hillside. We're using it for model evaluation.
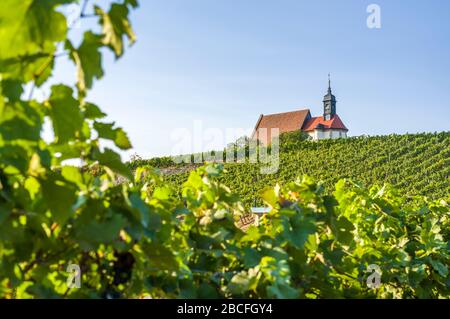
[134,132,450,206]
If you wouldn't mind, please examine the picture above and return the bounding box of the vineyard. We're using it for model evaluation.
[0,0,449,299]
[138,132,450,206]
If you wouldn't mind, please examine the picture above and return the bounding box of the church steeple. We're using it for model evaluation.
[327,73,332,93]
[323,73,336,121]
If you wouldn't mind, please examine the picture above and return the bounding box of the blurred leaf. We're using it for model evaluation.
[75,214,127,248]
[334,216,355,245]
[0,0,70,82]
[0,102,42,141]
[61,166,83,187]
[93,148,132,179]
[260,187,278,208]
[142,241,179,271]
[430,259,448,278]
[48,85,83,143]
[40,175,77,224]
[94,121,132,150]
[83,102,106,119]
[95,3,136,58]
[66,32,104,93]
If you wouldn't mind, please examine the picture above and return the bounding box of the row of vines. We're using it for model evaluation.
[155,132,450,207]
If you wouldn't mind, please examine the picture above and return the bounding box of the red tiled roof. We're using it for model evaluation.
[252,109,311,145]
[302,114,348,132]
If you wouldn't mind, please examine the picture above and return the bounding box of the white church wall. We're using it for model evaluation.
[316,130,324,140]
[308,129,348,140]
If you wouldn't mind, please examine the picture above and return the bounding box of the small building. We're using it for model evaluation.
[252,76,348,143]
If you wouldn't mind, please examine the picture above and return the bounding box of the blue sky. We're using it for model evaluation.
[53,0,450,159]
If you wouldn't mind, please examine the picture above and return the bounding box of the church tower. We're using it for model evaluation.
[323,74,336,121]
[252,73,348,143]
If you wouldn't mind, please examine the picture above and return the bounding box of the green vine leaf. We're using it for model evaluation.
[95,3,137,58]
[66,31,104,94]
[47,85,83,144]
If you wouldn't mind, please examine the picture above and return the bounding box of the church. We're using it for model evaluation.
[252,77,348,144]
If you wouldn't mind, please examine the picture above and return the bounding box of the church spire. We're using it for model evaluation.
[328,73,332,93]
[323,74,336,120]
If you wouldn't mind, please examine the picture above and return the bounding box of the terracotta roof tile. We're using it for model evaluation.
[302,114,348,132]
[252,109,311,145]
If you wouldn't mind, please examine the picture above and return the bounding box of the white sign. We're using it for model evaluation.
[251,207,272,214]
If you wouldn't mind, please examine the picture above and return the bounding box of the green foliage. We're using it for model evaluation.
[0,0,449,300]
[0,0,138,298]
[0,0,70,84]
[95,2,137,58]
[48,85,84,143]
[159,131,450,206]
[66,31,104,93]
